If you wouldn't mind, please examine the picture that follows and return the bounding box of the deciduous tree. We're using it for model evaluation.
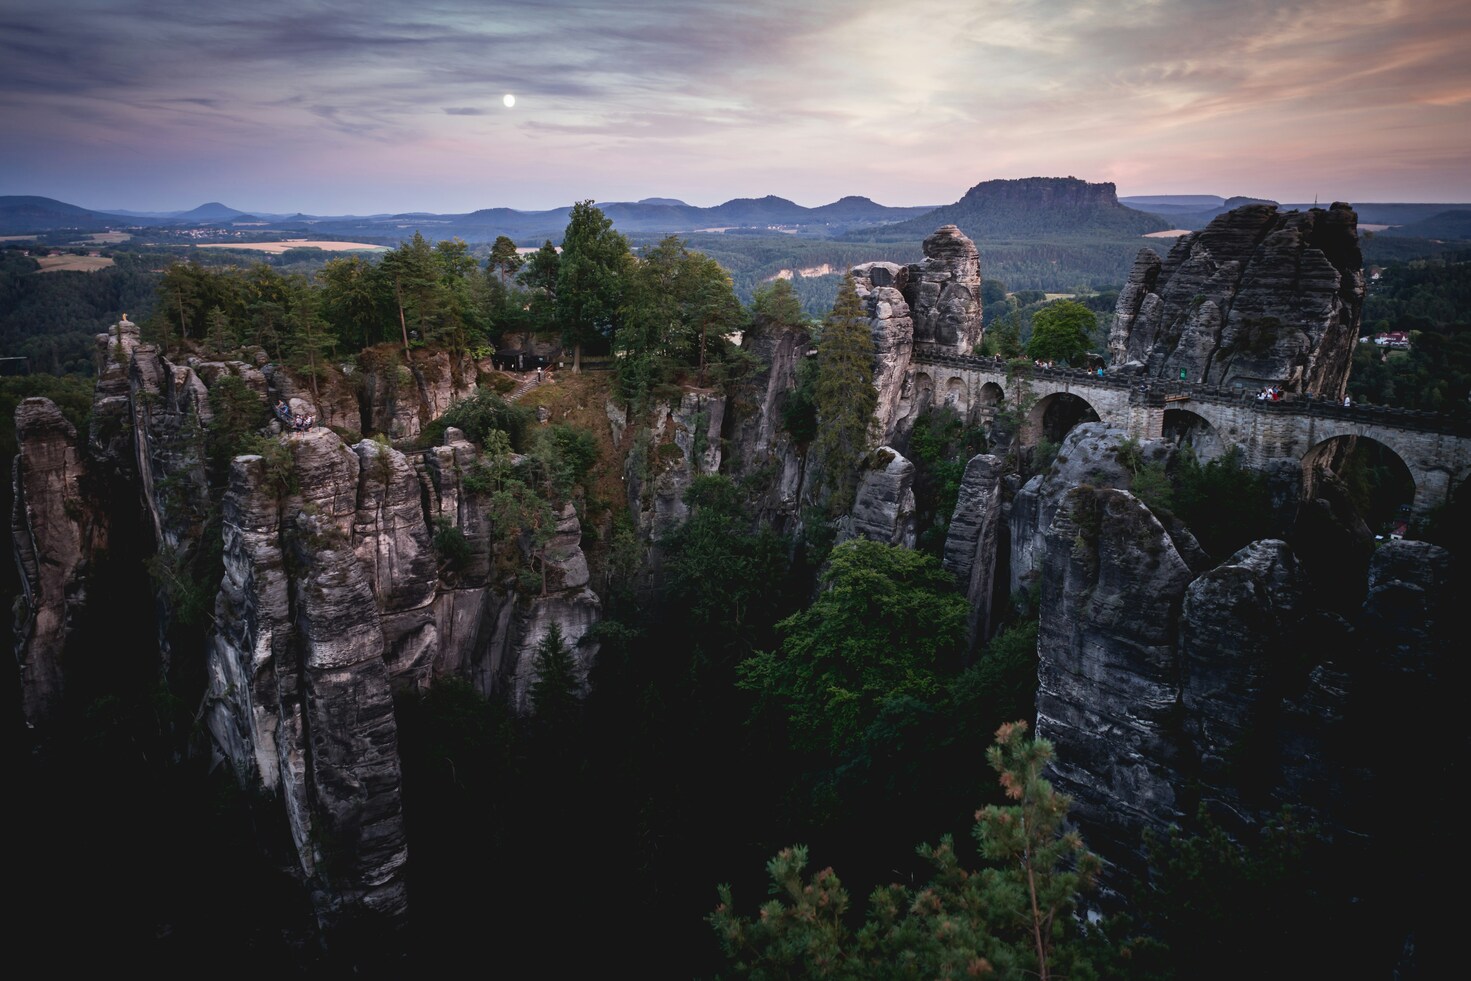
[737,539,966,753]
[1026,300,1097,366]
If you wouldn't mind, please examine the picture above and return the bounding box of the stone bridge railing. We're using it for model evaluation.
[911,345,1471,515]
[912,344,1471,438]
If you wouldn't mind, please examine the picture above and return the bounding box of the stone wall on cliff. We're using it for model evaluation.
[1110,202,1363,397]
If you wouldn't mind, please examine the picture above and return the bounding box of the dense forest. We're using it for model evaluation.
[5,205,1467,978]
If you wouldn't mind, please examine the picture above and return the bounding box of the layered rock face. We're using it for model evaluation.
[1110,203,1363,396]
[851,261,916,446]
[942,453,1006,652]
[722,317,813,532]
[624,390,727,542]
[850,226,983,445]
[836,446,917,549]
[13,319,603,938]
[904,224,982,354]
[11,399,93,726]
[1027,424,1458,885]
[206,430,408,930]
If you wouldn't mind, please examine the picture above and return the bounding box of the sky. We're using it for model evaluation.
[3,0,1469,215]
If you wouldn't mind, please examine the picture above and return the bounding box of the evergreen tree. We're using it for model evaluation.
[318,255,388,350]
[811,273,877,511]
[519,240,561,334]
[557,201,632,371]
[488,235,523,287]
[529,622,580,722]
[710,721,1105,981]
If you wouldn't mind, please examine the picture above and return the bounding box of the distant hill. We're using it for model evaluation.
[1380,209,1471,240]
[1122,194,1278,230]
[1120,194,1226,214]
[847,177,1169,243]
[174,202,246,221]
[0,195,133,234]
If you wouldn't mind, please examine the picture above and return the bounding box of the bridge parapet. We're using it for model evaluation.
[911,345,1471,437]
[908,345,1471,515]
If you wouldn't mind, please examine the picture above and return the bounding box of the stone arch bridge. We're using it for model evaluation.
[910,346,1471,518]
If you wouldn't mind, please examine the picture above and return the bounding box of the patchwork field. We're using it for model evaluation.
[195,240,389,254]
[36,254,115,272]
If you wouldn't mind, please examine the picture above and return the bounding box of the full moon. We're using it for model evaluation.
[503,94,515,108]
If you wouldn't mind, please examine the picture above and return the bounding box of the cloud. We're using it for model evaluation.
[2,0,1467,211]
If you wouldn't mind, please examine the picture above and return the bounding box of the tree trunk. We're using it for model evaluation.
[394,275,410,356]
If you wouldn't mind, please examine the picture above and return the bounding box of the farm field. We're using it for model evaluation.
[195,240,389,253]
[35,254,115,272]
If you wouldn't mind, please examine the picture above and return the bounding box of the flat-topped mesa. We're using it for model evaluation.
[1110,202,1364,396]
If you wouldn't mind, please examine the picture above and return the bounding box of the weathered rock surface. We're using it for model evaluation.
[1110,202,1363,397]
[837,447,917,548]
[1034,479,1460,898]
[23,321,607,936]
[1008,423,1176,597]
[722,317,812,533]
[1038,486,1197,858]
[11,398,92,726]
[851,262,917,445]
[205,427,408,930]
[625,391,726,542]
[904,224,982,354]
[942,453,1005,651]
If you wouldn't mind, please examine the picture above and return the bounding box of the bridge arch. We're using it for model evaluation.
[1024,391,1102,445]
[1162,408,1227,463]
[977,381,1005,424]
[1302,434,1416,532]
[912,371,935,417]
[943,375,967,412]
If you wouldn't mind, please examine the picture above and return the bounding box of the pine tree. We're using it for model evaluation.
[529,622,580,722]
[811,273,877,511]
[711,720,1105,980]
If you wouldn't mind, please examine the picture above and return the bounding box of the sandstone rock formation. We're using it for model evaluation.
[906,224,982,354]
[12,317,605,939]
[836,446,917,548]
[623,390,727,542]
[1024,424,1459,887]
[942,453,1006,652]
[1110,203,1364,397]
[850,226,983,445]
[722,314,812,533]
[11,398,93,726]
[851,262,916,445]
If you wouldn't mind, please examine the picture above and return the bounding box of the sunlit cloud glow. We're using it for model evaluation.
[1,0,1467,213]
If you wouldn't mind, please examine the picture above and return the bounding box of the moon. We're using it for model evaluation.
[503,94,516,108]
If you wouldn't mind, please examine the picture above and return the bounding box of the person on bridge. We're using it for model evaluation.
[1343,395,1352,407]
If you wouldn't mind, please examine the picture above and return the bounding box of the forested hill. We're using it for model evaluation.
[845,176,1170,243]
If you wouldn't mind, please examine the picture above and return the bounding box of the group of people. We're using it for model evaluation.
[1254,387,1354,407]
[274,399,315,432]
